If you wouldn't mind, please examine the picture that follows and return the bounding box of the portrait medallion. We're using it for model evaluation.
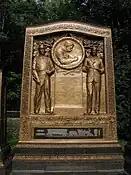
[52,37,85,69]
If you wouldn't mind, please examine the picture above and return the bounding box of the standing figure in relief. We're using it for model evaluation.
[82,47,104,114]
[32,44,55,114]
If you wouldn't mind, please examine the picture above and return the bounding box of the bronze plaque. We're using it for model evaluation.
[34,128,103,139]
[19,22,117,143]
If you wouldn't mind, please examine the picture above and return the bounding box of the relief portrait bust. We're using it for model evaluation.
[52,37,85,69]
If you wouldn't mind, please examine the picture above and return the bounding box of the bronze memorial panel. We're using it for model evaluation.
[22,30,110,141]
[12,22,123,175]
[18,22,117,141]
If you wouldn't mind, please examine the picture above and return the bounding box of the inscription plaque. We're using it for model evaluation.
[34,128,103,139]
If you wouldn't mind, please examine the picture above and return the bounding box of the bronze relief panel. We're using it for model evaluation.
[30,33,106,116]
[19,22,117,142]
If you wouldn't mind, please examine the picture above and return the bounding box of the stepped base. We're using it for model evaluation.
[12,171,124,175]
[12,141,124,175]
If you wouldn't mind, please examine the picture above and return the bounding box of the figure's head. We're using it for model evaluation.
[45,47,50,52]
[38,44,45,55]
[90,47,97,56]
[44,47,50,56]
[64,41,74,52]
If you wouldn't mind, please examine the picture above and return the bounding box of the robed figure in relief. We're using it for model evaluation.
[32,44,55,114]
[82,47,104,114]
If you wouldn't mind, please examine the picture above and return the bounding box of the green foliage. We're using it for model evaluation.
[6,72,22,110]
[0,32,8,42]
[119,140,128,152]
[115,45,131,140]
[5,0,46,39]
[0,0,130,140]
[7,119,19,148]
[44,0,82,21]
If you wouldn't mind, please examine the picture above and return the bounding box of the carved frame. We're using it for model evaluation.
[19,21,117,143]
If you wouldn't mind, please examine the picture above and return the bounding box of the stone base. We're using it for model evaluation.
[12,141,124,175]
[12,163,124,175]
[11,172,125,175]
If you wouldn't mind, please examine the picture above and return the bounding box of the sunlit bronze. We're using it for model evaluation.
[32,44,55,114]
[52,37,85,70]
[12,22,124,174]
[55,40,78,65]
[82,47,104,114]
[18,21,118,143]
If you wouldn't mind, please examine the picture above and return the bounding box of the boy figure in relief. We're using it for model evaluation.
[32,44,55,114]
[82,47,104,114]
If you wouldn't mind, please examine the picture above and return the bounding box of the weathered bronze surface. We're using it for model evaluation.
[19,22,116,141]
[52,37,85,69]
[33,44,54,114]
[12,22,123,174]
[82,47,104,114]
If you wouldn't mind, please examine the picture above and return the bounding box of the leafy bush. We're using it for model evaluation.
[7,118,19,148]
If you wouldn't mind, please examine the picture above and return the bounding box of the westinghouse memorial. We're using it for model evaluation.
[12,21,124,174]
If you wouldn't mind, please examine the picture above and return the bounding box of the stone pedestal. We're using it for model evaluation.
[12,141,123,175]
[12,114,124,174]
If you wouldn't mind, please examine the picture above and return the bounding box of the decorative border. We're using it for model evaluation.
[19,22,117,142]
[104,37,116,115]
[26,21,111,37]
[19,114,117,141]
[30,115,115,140]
